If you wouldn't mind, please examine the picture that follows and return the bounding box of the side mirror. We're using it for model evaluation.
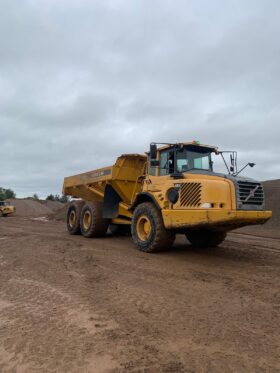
[150,143,157,160]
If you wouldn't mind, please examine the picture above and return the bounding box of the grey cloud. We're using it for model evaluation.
[0,0,279,197]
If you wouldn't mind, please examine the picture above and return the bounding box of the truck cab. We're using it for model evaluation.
[150,142,215,177]
[131,142,270,250]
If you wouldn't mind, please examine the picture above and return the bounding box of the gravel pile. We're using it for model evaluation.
[7,199,64,218]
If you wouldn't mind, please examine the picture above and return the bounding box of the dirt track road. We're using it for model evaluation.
[0,217,279,373]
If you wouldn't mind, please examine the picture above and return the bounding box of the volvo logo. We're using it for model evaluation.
[244,185,259,202]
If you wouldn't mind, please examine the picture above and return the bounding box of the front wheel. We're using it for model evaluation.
[132,202,175,253]
[186,230,226,248]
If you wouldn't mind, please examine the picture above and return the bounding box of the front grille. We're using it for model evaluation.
[237,181,264,207]
[180,182,202,207]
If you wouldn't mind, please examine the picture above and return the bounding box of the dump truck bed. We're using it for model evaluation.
[63,154,147,206]
[63,166,113,191]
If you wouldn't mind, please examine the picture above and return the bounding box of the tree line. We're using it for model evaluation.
[29,193,69,203]
[0,187,68,203]
[0,187,16,201]
[45,194,69,203]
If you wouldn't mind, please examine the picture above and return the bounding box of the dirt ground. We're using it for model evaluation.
[0,216,279,373]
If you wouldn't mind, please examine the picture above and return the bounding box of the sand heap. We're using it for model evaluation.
[47,204,69,221]
[7,199,64,218]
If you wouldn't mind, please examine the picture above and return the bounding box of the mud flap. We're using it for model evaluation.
[103,184,122,218]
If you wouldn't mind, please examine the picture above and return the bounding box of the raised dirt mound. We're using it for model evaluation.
[7,199,64,218]
[47,204,69,221]
[42,200,65,212]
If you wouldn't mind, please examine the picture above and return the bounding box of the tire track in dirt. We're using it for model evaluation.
[0,217,279,372]
[0,277,118,372]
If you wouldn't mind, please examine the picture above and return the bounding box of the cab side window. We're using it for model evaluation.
[160,149,175,175]
[148,154,156,176]
[160,150,168,175]
[149,163,156,176]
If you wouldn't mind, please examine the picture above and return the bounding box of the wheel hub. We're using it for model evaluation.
[69,211,76,228]
[136,215,152,241]
[83,211,92,230]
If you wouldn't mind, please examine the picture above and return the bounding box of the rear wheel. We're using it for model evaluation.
[67,201,85,235]
[80,202,109,238]
[186,230,226,248]
[132,202,175,253]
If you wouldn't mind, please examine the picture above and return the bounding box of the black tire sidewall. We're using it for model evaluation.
[67,203,82,235]
[80,204,94,237]
[80,202,109,238]
[132,205,157,252]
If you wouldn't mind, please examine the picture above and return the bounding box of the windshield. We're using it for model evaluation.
[159,146,212,175]
[176,149,211,172]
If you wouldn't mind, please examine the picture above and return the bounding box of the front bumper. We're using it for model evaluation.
[162,209,272,230]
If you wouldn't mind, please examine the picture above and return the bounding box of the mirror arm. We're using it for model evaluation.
[235,162,255,176]
[220,152,230,174]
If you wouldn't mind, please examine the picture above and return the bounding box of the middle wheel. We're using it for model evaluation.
[80,202,109,238]
[131,202,175,252]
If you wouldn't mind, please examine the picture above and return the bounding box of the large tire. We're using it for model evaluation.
[109,224,131,236]
[186,230,226,248]
[131,202,175,253]
[67,201,85,235]
[80,202,109,238]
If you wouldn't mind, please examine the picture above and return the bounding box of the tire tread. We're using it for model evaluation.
[67,201,85,235]
[132,202,175,252]
[80,202,109,238]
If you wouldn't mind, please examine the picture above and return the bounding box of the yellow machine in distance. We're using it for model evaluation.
[0,201,16,217]
[63,141,272,252]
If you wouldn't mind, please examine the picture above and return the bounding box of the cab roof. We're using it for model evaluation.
[149,142,219,154]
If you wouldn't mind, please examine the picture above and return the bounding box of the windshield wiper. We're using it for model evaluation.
[183,167,208,172]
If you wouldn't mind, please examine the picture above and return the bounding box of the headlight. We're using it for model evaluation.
[167,188,179,204]
[174,183,182,189]
[200,202,212,208]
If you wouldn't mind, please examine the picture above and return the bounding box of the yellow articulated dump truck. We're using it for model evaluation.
[63,141,272,253]
[0,201,16,217]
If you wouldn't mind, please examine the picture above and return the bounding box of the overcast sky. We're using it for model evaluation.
[0,0,279,198]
